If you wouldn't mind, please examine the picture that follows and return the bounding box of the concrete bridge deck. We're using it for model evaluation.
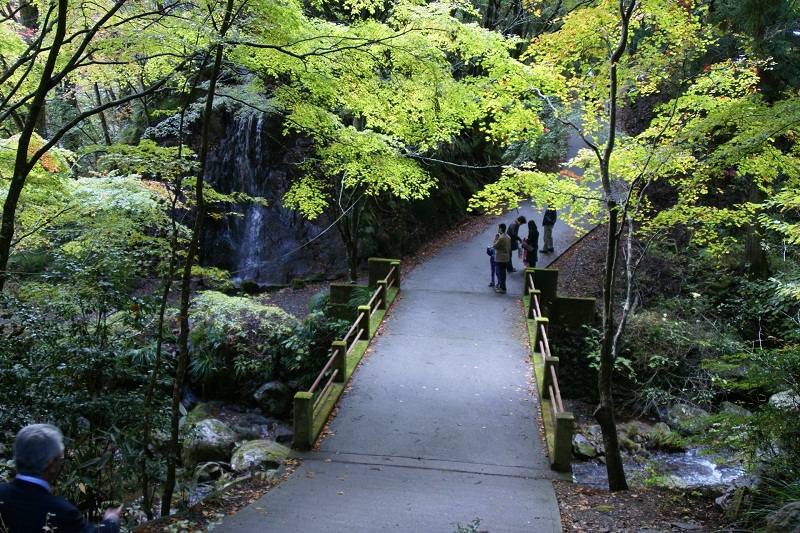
[213,210,575,532]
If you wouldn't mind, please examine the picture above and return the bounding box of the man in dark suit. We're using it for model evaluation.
[0,424,123,533]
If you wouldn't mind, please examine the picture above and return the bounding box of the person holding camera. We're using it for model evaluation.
[506,215,526,272]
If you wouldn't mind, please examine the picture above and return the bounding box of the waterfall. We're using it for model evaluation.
[202,111,344,286]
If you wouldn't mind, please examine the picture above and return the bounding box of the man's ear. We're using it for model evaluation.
[43,457,62,482]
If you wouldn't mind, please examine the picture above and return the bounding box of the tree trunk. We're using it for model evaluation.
[161,0,235,515]
[744,181,769,279]
[592,0,637,492]
[0,0,67,291]
[596,202,629,492]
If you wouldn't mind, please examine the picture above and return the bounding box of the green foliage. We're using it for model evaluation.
[271,311,350,390]
[549,324,601,402]
[308,289,331,313]
[90,141,198,182]
[613,310,739,413]
[647,425,689,453]
[0,289,172,512]
[452,518,482,533]
[741,476,800,529]
[188,291,294,387]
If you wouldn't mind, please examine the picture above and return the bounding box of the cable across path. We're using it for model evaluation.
[214,216,568,532]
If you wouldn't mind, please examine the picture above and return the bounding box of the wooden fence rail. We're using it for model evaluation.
[292,259,400,451]
[525,268,578,473]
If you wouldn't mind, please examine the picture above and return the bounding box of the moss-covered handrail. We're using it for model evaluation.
[292,259,400,451]
[524,268,575,473]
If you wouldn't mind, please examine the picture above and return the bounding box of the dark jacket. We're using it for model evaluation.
[0,479,119,533]
[525,222,539,261]
[542,209,557,226]
[508,221,521,250]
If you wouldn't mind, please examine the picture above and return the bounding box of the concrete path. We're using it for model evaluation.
[214,210,578,533]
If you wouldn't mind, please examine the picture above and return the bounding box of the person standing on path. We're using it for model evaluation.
[493,223,511,294]
[523,219,539,268]
[541,207,557,253]
[506,215,526,272]
[487,238,498,287]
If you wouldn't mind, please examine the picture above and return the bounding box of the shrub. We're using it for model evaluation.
[187,291,294,395]
[271,311,350,391]
[613,309,740,414]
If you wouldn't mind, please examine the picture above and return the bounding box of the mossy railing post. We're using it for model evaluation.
[531,268,558,317]
[377,280,388,310]
[368,258,400,289]
[543,356,559,400]
[332,341,347,383]
[293,392,314,451]
[533,317,549,354]
[528,289,541,319]
[553,411,575,471]
[357,305,371,339]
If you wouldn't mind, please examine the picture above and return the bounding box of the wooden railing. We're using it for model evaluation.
[292,260,400,450]
[525,269,574,472]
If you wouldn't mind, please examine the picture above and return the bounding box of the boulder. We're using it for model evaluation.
[253,381,294,417]
[768,391,800,411]
[766,502,800,533]
[181,418,238,469]
[272,422,294,444]
[573,433,597,459]
[719,401,752,417]
[665,403,710,436]
[240,279,262,294]
[715,473,760,512]
[586,424,603,440]
[651,422,671,435]
[230,439,291,474]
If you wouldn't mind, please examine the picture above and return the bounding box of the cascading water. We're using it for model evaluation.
[202,111,345,286]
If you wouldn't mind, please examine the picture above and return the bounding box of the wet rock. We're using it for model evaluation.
[194,461,226,482]
[651,422,671,435]
[231,423,266,441]
[719,401,751,417]
[768,390,800,410]
[671,521,702,530]
[766,501,800,533]
[272,422,294,444]
[241,279,261,294]
[253,381,293,417]
[665,403,710,436]
[573,433,597,459]
[230,439,291,474]
[715,473,760,512]
[181,418,238,469]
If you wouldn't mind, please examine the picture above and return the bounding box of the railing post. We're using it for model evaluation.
[331,341,347,383]
[390,260,401,290]
[358,305,372,339]
[524,267,536,294]
[528,289,541,319]
[292,392,314,451]
[533,317,549,354]
[377,280,388,310]
[553,411,575,472]
[543,356,559,399]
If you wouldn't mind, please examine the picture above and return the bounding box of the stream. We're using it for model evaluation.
[573,448,744,489]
